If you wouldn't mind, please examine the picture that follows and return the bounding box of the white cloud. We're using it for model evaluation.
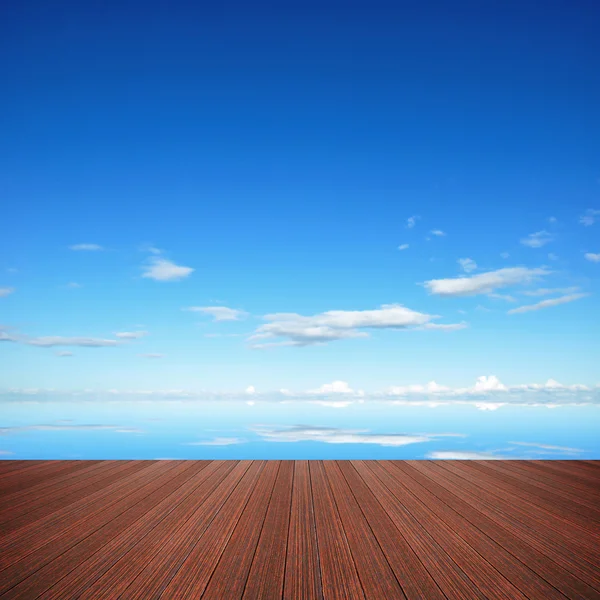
[0,288,15,298]
[509,441,582,454]
[398,244,409,251]
[406,215,420,228]
[250,304,439,346]
[579,209,600,226]
[522,286,580,297]
[473,375,507,392]
[66,282,82,289]
[27,336,120,347]
[187,437,244,446]
[69,244,103,251]
[184,306,248,321]
[309,381,355,395]
[520,230,553,248]
[142,258,193,282]
[584,253,600,263]
[548,216,557,224]
[458,258,477,273]
[56,351,73,357]
[424,267,549,297]
[430,229,446,237]
[473,403,506,411]
[139,353,164,359]
[487,293,516,302]
[547,253,559,261]
[252,425,462,447]
[245,385,256,395]
[427,451,505,460]
[508,293,588,315]
[420,322,468,331]
[115,331,148,339]
[500,252,509,259]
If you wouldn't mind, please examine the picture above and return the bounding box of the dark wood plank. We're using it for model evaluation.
[110,461,259,600]
[310,460,365,600]
[352,460,487,600]
[283,460,324,600]
[0,461,140,535]
[1,460,598,600]
[391,461,592,600]
[2,461,210,600]
[432,461,600,590]
[151,460,268,599]
[38,461,223,600]
[200,461,282,599]
[243,461,294,599]
[336,461,446,600]
[322,461,407,599]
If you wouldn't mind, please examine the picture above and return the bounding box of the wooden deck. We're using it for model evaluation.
[0,460,599,599]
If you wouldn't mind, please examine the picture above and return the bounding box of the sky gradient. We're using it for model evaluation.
[1,1,599,458]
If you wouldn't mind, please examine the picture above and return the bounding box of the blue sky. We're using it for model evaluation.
[1,1,599,458]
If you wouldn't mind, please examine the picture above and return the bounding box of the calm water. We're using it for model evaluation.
[1,400,599,460]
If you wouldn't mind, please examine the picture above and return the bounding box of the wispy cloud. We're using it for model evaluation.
[584,253,600,263]
[420,322,468,331]
[430,229,446,237]
[508,293,588,314]
[547,253,559,261]
[424,267,549,297]
[0,288,15,298]
[69,244,103,251]
[139,353,164,359]
[522,286,580,297]
[0,423,143,434]
[28,336,121,347]
[56,351,73,357]
[184,306,248,321]
[579,209,600,226]
[500,252,510,259]
[398,244,409,251]
[508,441,582,454]
[406,215,420,228]
[458,258,477,273]
[252,425,464,447]
[142,257,194,282]
[520,230,554,248]
[186,437,244,446]
[427,451,506,460]
[115,331,148,339]
[249,304,447,346]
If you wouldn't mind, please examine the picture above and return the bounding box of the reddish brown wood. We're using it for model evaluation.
[0,460,598,600]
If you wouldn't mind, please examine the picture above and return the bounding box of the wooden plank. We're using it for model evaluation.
[0,460,108,515]
[431,461,600,590]
[1,460,598,600]
[0,462,90,496]
[481,461,600,512]
[0,461,140,535]
[242,461,294,599]
[90,461,258,600]
[321,461,406,599]
[159,461,275,599]
[336,461,445,600]
[283,460,323,600]
[310,461,365,600]
[38,461,224,600]
[442,461,600,543]
[410,460,600,600]
[351,460,487,600]
[2,461,210,600]
[0,461,188,597]
[199,461,282,600]
[467,461,600,525]
[392,460,593,600]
